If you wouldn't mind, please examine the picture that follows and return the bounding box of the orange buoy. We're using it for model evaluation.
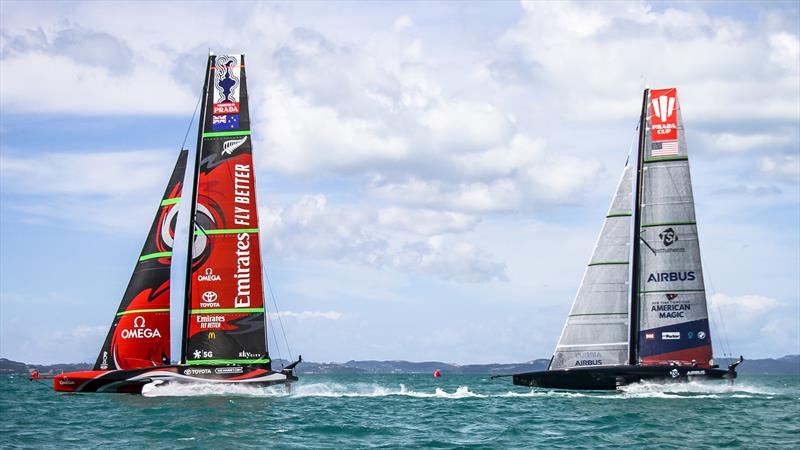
[433,369,441,378]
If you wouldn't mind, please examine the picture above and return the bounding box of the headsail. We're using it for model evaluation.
[636,88,713,367]
[183,54,271,367]
[93,150,188,370]
[549,164,633,370]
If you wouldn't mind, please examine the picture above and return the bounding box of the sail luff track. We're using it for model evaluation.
[181,55,214,364]
[628,88,649,366]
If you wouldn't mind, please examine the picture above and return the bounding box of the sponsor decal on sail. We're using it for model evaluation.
[193,349,214,359]
[654,227,685,253]
[120,316,162,339]
[660,228,678,246]
[662,331,680,340]
[197,267,221,282]
[647,271,696,283]
[645,332,655,340]
[650,88,678,142]
[232,163,253,309]
[200,291,220,308]
[214,102,240,114]
[698,331,706,339]
[196,315,226,329]
[651,302,691,318]
[573,351,603,367]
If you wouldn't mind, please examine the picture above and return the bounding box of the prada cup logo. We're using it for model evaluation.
[652,95,676,121]
[222,136,248,156]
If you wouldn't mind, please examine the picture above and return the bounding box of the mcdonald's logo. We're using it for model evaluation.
[208,332,216,340]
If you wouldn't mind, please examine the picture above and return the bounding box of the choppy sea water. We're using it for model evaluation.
[1,373,798,449]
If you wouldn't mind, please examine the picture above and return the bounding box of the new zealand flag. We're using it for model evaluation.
[212,114,240,131]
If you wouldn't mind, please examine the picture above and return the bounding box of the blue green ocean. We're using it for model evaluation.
[2,374,798,449]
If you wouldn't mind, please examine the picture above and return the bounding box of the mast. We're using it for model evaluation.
[628,88,649,366]
[181,54,214,364]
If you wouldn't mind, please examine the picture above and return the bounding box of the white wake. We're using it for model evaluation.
[142,382,485,399]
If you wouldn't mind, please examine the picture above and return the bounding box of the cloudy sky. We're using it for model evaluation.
[1,1,798,365]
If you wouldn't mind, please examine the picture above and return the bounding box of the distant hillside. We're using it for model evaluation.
[2,356,798,376]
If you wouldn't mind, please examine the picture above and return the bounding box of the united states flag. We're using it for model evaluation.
[651,140,679,157]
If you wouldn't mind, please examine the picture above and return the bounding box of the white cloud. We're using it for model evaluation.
[0,150,173,196]
[708,293,799,358]
[276,311,343,320]
[393,15,414,32]
[497,1,800,123]
[0,149,178,233]
[710,293,780,315]
[263,194,506,282]
[378,207,479,235]
[759,154,800,180]
[697,132,790,153]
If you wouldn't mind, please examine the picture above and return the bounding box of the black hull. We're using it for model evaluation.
[513,365,736,390]
[53,364,298,394]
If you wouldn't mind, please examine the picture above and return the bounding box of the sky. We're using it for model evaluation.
[0,0,798,365]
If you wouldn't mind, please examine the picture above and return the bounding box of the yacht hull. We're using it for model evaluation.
[51,364,296,394]
[512,365,735,390]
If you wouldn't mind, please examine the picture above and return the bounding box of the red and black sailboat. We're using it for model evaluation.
[44,54,301,394]
[506,88,742,390]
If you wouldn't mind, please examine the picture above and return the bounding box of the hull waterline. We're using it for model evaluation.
[512,365,736,390]
[51,364,297,394]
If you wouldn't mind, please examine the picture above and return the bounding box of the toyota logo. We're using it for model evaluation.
[202,291,218,302]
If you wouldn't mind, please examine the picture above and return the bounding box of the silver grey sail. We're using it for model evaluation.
[549,164,632,370]
[637,88,713,366]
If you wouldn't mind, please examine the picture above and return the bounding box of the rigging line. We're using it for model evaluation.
[263,265,294,362]
[264,293,284,368]
[706,273,733,359]
[657,113,733,360]
[180,94,203,151]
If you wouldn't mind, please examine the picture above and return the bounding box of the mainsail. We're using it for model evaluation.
[93,150,188,370]
[182,54,271,367]
[550,164,633,370]
[636,88,713,367]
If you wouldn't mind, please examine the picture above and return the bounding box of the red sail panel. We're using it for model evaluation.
[93,150,187,370]
[184,54,270,366]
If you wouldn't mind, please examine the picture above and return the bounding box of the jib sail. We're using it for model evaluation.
[549,163,633,370]
[182,54,270,367]
[636,88,713,367]
[93,150,188,370]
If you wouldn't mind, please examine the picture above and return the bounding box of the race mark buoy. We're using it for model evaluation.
[433,369,441,378]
